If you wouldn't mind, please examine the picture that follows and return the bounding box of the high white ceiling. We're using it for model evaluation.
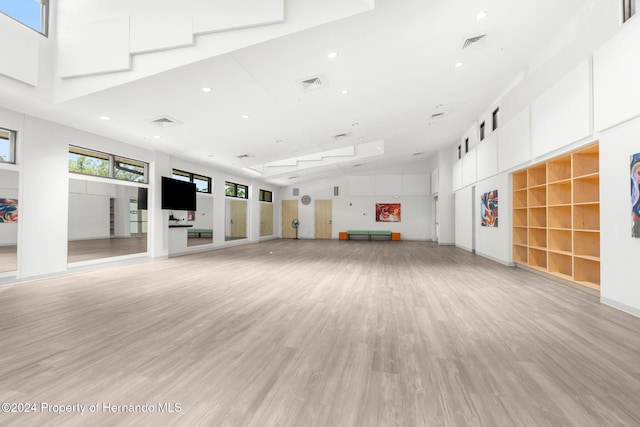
[36,0,594,185]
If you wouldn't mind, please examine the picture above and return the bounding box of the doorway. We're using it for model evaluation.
[282,200,299,239]
[471,186,476,253]
[315,200,332,239]
[434,196,439,242]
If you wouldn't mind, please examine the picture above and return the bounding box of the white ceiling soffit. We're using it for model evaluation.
[253,141,383,177]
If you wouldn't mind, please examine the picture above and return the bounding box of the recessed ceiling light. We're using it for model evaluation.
[454,62,464,68]
[242,114,250,119]
[352,122,359,127]
[207,154,216,158]
[276,139,284,143]
[341,89,349,95]
[99,116,110,121]
[435,104,444,108]
[202,87,212,93]
[476,10,488,20]
[357,137,364,140]
[153,135,161,139]
[327,52,338,59]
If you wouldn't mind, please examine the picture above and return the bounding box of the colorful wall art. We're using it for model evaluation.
[481,190,498,227]
[0,198,18,223]
[632,153,640,238]
[376,203,401,222]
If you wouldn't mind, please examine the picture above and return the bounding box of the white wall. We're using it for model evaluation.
[0,169,19,245]
[475,173,511,265]
[498,106,531,172]
[454,186,473,252]
[282,174,432,241]
[436,149,455,244]
[599,116,640,316]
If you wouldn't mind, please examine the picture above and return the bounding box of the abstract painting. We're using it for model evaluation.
[0,198,18,223]
[632,153,640,237]
[481,190,498,227]
[187,211,196,221]
[376,203,401,222]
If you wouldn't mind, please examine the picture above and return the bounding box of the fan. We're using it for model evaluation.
[291,218,300,239]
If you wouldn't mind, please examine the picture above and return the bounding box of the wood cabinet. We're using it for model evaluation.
[511,143,600,290]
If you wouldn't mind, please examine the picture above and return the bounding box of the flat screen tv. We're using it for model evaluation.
[161,176,196,211]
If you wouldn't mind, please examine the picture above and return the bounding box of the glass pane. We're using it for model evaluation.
[114,156,146,183]
[237,185,247,198]
[172,170,190,182]
[225,183,236,197]
[0,133,10,163]
[0,0,44,32]
[193,174,210,193]
[264,191,272,202]
[69,150,109,177]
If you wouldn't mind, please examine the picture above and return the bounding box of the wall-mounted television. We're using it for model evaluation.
[161,176,196,211]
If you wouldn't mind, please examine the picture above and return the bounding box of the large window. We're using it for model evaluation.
[259,189,273,203]
[0,128,16,164]
[172,169,211,193]
[225,181,248,199]
[69,146,148,183]
[0,0,49,35]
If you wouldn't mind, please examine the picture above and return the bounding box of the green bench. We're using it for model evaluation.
[347,230,392,240]
[188,228,213,238]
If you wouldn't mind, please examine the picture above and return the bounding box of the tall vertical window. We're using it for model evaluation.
[492,107,500,131]
[457,145,462,160]
[0,128,16,164]
[465,138,469,153]
[623,0,637,22]
[479,122,485,141]
[0,0,49,35]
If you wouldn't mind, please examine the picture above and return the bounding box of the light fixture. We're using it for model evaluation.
[435,104,444,108]
[202,87,212,93]
[99,116,110,121]
[352,122,360,127]
[153,135,161,139]
[276,139,284,144]
[341,89,349,95]
[242,114,250,119]
[327,52,338,59]
[476,10,488,20]
[454,62,464,68]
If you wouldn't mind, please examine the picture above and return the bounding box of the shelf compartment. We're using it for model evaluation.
[573,175,599,204]
[548,252,573,278]
[548,229,572,253]
[573,144,599,177]
[513,226,528,246]
[513,171,528,191]
[513,208,528,227]
[528,164,547,187]
[574,204,600,230]
[548,205,572,229]
[574,230,600,259]
[528,207,547,228]
[528,247,547,269]
[528,186,547,207]
[528,228,547,249]
[547,155,572,182]
[548,181,572,205]
[574,257,600,288]
[513,189,528,209]
[513,245,528,264]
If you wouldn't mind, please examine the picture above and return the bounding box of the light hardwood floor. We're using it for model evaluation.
[0,245,16,272]
[0,240,639,426]
[67,237,148,263]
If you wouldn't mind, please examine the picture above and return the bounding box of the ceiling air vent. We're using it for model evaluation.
[462,34,487,50]
[411,152,425,157]
[296,74,328,92]
[332,133,350,140]
[236,153,255,160]
[431,112,445,119]
[150,115,182,128]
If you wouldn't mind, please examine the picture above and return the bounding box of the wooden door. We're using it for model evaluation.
[260,203,274,236]
[230,200,247,238]
[315,200,332,239]
[282,200,298,239]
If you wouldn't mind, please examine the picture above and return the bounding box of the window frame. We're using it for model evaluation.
[225,181,249,199]
[171,169,212,194]
[259,189,273,203]
[465,138,469,153]
[492,108,500,131]
[0,128,17,165]
[69,145,149,183]
[623,0,637,22]
[0,0,49,36]
[479,121,485,141]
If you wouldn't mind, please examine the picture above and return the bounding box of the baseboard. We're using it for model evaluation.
[475,251,513,267]
[455,244,473,253]
[601,297,640,319]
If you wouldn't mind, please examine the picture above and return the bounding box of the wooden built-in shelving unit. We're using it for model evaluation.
[512,143,600,290]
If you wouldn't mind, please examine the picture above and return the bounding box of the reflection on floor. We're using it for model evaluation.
[0,245,17,273]
[187,237,213,247]
[68,236,147,263]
